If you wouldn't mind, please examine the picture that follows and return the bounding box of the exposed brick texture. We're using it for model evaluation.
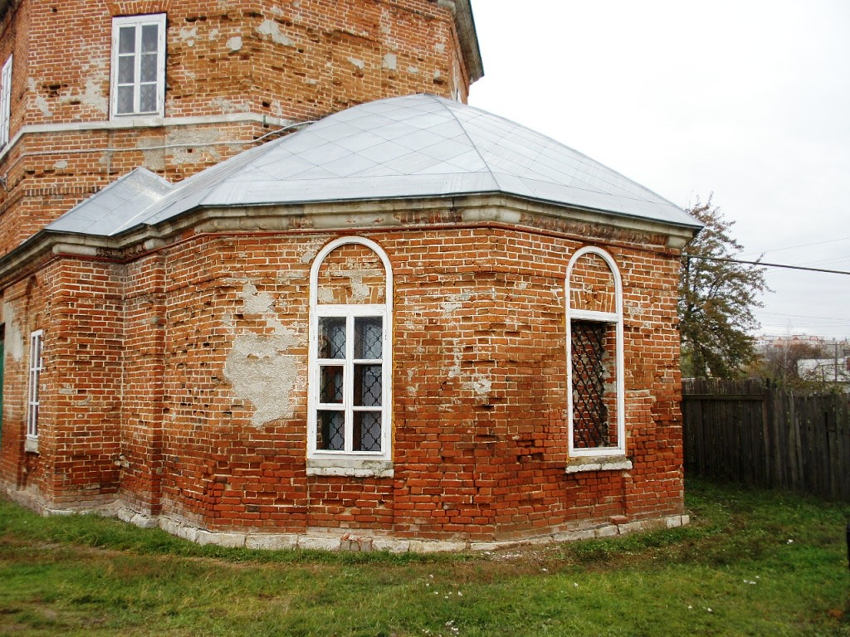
[0,0,689,545]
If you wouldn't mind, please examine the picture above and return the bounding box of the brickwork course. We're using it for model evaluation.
[0,0,698,550]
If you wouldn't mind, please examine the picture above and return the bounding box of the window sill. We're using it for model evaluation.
[24,436,39,454]
[565,456,632,474]
[307,457,394,478]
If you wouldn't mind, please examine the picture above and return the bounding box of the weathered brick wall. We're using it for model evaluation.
[23,214,678,541]
[0,0,469,254]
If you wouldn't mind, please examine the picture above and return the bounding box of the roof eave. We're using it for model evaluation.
[450,0,484,83]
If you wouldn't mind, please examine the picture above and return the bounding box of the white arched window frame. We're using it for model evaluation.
[565,246,625,458]
[307,237,393,474]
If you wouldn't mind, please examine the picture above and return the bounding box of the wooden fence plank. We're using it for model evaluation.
[682,380,850,501]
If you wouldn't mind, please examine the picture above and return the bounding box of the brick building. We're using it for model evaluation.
[0,0,699,550]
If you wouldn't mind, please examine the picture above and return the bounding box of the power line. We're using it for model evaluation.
[683,253,850,276]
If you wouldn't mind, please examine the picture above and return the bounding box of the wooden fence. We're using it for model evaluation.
[682,378,850,500]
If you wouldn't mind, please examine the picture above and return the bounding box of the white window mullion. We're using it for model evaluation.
[343,315,354,453]
[133,25,143,114]
[0,55,12,148]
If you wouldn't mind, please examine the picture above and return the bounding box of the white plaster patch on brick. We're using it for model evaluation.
[433,69,442,80]
[407,65,420,74]
[58,385,75,396]
[382,53,397,70]
[165,126,223,165]
[226,36,243,52]
[347,273,370,302]
[464,372,491,399]
[28,78,52,117]
[3,303,23,362]
[256,20,295,47]
[435,43,446,54]
[317,287,334,304]
[238,282,274,315]
[53,159,68,170]
[304,78,319,86]
[209,28,220,41]
[179,26,198,46]
[210,97,243,114]
[137,138,166,172]
[347,57,366,71]
[224,333,302,426]
[224,280,304,427]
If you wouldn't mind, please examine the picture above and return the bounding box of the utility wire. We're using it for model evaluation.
[682,253,850,276]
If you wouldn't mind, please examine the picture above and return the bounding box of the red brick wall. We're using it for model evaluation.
[0,0,469,254]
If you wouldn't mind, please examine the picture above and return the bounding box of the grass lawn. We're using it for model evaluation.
[1,478,848,636]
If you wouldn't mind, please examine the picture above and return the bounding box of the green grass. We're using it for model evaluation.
[1,478,848,636]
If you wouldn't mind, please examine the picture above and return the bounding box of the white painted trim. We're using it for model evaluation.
[307,237,393,468]
[0,55,11,149]
[565,246,626,458]
[110,14,167,118]
[26,329,43,441]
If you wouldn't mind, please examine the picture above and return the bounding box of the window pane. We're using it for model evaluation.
[119,26,136,54]
[140,53,157,82]
[116,85,134,114]
[317,410,344,451]
[571,320,616,448]
[319,317,345,359]
[118,56,135,83]
[320,366,343,404]
[354,317,382,359]
[354,364,381,406]
[353,411,381,452]
[139,84,157,112]
[141,24,159,52]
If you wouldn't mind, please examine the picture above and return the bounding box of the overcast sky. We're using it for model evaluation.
[468,0,850,340]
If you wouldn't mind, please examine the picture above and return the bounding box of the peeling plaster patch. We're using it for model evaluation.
[166,127,223,165]
[179,26,198,46]
[59,385,75,395]
[224,280,304,426]
[465,373,491,399]
[238,282,275,315]
[407,66,420,75]
[257,20,295,46]
[137,138,166,172]
[209,28,220,40]
[227,36,243,51]
[433,70,442,81]
[3,303,23,362]
[29,79,52,117]
[224,333,301,427]
[53,159,68,170]
[347,57,365,71]
[211,97,243,113]
[317,287,335,304]
[347,274,369,302]
[382,53,397,70]
[60,70,108,115]
[435,43,446,54]
[299,239,325,265]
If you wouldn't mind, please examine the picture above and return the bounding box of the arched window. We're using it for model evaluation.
[566,247,625,457]
[307,237,393,476]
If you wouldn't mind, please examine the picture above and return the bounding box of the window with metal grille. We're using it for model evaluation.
[26,330,43,443]
[566,247,625,457]
[308,237,393,469]
[110,14,166,118]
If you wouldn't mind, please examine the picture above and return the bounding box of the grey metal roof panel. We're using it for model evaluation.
[57,94,699,237]
[46,168,172,236]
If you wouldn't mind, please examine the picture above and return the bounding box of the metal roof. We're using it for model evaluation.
[48,94,700,237]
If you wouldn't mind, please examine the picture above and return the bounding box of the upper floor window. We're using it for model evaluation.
[307,237,393,476]
[566,247,625,458]
[26,330,43,448]
[110,14,166,118]
[0,55,12,147]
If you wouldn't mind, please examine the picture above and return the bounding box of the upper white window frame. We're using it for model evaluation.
[0,55,12,147]
[307,237,393,467]
[26,329,43,445]
[565,246,625,457]
[110,13,166,118]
